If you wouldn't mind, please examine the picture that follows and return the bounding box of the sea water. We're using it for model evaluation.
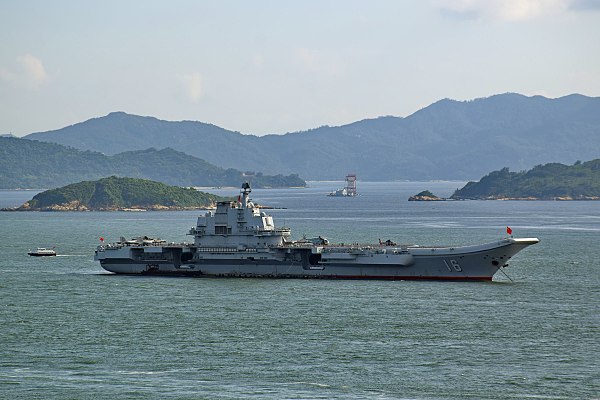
[0,182,598,399]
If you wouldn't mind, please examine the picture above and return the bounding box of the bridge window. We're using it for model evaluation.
[215,226,228,234]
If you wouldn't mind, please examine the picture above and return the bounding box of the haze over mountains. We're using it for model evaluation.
[24,93,600,181]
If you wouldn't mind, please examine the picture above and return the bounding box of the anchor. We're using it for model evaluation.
[498,263,514,283]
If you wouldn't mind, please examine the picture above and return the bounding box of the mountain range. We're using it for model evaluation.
[23,93,600,180]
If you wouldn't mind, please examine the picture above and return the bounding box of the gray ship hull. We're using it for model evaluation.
[95,238,538,281]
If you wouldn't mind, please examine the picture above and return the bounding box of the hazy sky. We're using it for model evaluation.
[1,0,599,136]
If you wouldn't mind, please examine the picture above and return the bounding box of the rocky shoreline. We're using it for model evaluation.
[2,200,218,212]
[408,191,600,201]
[452,196,600,201]
[2,199,283,212]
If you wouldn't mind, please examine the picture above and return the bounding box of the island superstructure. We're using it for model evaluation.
[95,183,539,281]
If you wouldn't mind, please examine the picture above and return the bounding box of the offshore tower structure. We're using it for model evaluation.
[328,174,358,197]
[345,174,357,196]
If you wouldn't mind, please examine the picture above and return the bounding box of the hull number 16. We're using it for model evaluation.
[443,259,463,272]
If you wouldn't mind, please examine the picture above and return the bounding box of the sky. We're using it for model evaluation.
[1,0,599,136]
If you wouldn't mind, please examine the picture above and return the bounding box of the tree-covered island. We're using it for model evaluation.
[408,190,445,201]
[451,159,600,200]
[13,176,230,211]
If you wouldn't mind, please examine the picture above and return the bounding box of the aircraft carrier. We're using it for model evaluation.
[94,183,539,281]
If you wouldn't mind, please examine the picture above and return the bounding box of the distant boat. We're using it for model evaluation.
[28,247,57,257]
[328,174,358,197]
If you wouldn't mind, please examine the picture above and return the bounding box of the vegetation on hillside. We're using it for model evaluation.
[408,190,444,201]
[20,176,226,210]
[451,160,600,199]
[415,190,437,198]
[0,137,305,189]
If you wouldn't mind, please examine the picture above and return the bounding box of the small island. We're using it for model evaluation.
[11,176,229,211]
[408,190,445,201]
[451,159,600,200]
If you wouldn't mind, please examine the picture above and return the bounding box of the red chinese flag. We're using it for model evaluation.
[100,237,104,242]
[506,227,512,235]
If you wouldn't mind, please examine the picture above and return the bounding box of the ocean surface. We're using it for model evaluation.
[0,181,598,399]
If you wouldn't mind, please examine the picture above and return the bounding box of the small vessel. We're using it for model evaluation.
[94,183,539,281]
[28,247,57,257]
[328,174,358,197]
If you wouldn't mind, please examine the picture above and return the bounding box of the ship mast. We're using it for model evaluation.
[241,182,251,207]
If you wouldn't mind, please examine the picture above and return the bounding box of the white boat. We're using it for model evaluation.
[28,247,57,257]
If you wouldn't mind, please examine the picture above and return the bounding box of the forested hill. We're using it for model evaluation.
[25,93,600,180]
[17,177,226,211]
[451,160,600,200]
[0,137,305,189]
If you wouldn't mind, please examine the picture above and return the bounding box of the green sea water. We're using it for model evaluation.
[0,182,598,399]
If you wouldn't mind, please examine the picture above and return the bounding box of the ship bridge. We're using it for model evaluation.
[190,183,290,248]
